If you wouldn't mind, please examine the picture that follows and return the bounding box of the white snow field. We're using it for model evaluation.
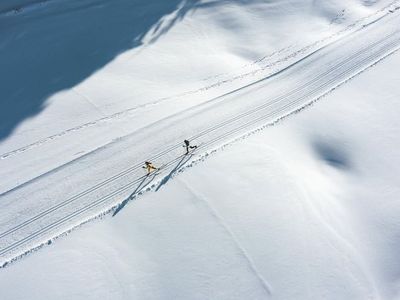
[1,0,400,299]
[2,26,400,300]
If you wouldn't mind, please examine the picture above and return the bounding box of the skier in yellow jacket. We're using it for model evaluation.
[143,161,158,175]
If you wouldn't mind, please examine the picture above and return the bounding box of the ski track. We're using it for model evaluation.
[179,179,273,295]
[1,7,400,268]
[1,1,400,161]
[0,35,398,247]
[296,182,381,300]
[3,28,400,264]
[276,153,382,299]
[2,27,397,197]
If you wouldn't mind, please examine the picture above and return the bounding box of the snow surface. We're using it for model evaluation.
[1,0,398,183]
[1,36,400,300]
[1,0,400,299]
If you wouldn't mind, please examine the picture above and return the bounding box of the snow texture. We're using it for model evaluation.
[1,0,400,299]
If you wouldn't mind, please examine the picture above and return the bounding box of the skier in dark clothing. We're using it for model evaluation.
[183,139,197,155]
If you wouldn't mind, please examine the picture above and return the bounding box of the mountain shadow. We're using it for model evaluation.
[0,0,200,141]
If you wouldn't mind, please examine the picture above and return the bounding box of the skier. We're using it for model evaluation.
[142,161,158,175]
[183,139,197,155]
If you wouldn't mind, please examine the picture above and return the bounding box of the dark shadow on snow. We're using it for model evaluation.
[0,0,201,141]
[113,151,196,216]
[155,153,193,192]
[112,172,157,217]
[0,0,279,142]
[0,0,44,13]
[312,139,351,170]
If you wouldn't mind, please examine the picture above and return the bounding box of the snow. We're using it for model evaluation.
[0,0,44,13]
[1,0,400,299]
[2,46,400,300]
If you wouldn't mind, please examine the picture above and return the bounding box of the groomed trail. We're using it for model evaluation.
[1,7,400,267]
[2,1,400,194]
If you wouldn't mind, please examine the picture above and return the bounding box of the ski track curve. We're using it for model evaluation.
[1,26,396,198]
[1,7,400,267]
[1,0,399,161]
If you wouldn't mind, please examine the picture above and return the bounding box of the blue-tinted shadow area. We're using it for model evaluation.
[0,0,199,141]
[313,139,351,170]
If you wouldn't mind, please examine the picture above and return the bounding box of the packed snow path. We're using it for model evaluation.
[1,9,400,267]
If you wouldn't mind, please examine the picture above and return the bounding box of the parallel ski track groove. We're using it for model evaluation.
[1,41,399,258]
[0,30,398,251]
[2,0,399,161]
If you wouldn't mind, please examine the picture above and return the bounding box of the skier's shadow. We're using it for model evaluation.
[113,153,193,216]
[112,172,157,217]
[155,153,193,192]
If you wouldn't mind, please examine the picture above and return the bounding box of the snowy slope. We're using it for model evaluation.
[1,0,400,299]
[1,31,400,300]
[1,0,399,191]
[1,2,400,266]
[0,0,43,13]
